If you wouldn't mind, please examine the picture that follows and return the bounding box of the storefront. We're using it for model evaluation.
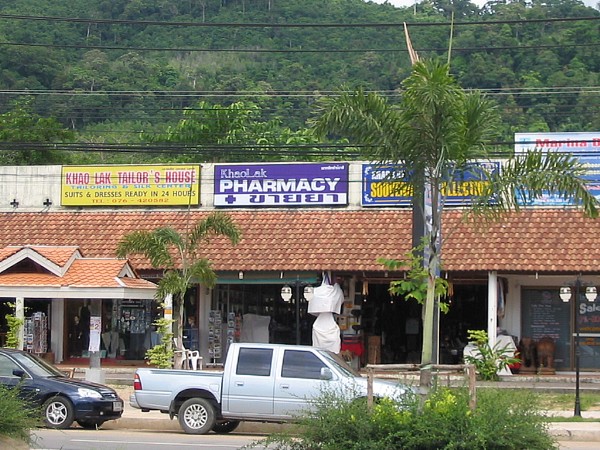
[0,245,157,364]
[65,298,158,362]
[2,162,600,371]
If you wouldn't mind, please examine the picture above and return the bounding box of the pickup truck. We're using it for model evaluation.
[130,342,412,434]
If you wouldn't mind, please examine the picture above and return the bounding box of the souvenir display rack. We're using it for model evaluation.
[208,310,223,365]
[25,312,48,354]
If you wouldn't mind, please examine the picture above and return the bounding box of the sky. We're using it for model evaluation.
[370,0,598,9]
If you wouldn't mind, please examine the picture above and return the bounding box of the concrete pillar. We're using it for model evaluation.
[488,271,498,349]
[15,297,24,350]
[85,299,105,384]
[51,299,65,363]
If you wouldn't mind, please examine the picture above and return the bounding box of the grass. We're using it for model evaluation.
[534,391,600,411]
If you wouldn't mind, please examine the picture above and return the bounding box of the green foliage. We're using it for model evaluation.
[0,98,75,165]
[144,317,175,368]
[255,387,555,450]
[4,302,24,349]
[463,330,520,381]
[0,384,38,444]
[378,243,450,313]
[1,0,598,163]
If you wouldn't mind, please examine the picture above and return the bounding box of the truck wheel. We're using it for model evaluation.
[212,420,240,434]
[178,398,216,434]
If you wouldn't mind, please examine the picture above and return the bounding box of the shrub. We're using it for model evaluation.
[0,385,38,445]
[464,329,520,381]
[145,317,174,368]
[252,386,556,450]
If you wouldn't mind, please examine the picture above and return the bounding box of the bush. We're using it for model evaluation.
[0,385,38,445]
[145,317,174,368]
[464,329,520,381]
[253,386,556,450]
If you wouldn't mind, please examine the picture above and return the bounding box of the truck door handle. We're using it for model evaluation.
[236,381,244,386]
[280,384,290,389]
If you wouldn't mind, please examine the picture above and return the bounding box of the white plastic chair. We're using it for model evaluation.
[173,338,202,370]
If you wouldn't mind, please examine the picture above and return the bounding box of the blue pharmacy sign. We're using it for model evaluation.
[214,163,349,207]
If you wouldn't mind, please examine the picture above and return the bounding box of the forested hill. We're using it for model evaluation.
[0,0,598,164]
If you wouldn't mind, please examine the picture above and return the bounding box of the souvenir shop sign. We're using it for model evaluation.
[361,162,499,206]
[61,164,201,206]
[214,163,349,207]
[515,132,600,207]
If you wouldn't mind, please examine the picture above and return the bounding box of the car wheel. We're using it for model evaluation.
[77,420,105,429]
[178,398,216,435]
[43,396,75,429]
[212,420,240,434]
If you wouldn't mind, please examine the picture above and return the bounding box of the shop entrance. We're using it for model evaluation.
[64,298,157,362]
[212,284,316,363]
[360,282,488,364]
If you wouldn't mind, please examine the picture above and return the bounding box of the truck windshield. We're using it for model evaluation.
[317,350,360,377]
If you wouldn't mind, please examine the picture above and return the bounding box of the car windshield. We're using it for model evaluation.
[317,349,360,377]
[12,352,66,378]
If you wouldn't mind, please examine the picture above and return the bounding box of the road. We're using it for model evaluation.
[29,429,270,450]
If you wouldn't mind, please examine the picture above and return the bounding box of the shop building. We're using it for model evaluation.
[0,245,157,363]
[0,162,599,371]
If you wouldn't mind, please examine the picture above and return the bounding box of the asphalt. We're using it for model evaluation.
[64,366,600,442]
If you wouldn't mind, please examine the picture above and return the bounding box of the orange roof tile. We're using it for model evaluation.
[0,253,156,290]
[0,208,598,274]
[0,245,81,267]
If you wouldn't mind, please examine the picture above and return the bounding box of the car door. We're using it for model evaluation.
[0,353,41,405]
[224,347,276,417]
[273,349,332,417]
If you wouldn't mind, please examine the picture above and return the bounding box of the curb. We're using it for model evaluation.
[103,416,289,435]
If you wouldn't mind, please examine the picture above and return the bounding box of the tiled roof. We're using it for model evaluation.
[0,208,598,274]
[0,257,156,289]
[0,245,80,268]
[26,246,81,266]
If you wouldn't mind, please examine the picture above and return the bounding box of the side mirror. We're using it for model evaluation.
[12,368,25,378]
[320,367,333,380]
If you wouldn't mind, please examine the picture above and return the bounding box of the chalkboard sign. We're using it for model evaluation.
[521,288,571,368]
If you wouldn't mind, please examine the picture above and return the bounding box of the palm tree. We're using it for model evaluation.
[312,59,599,389]
[116,211,241,354]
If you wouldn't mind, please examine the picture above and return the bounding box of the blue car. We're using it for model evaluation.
[0,348,123,429]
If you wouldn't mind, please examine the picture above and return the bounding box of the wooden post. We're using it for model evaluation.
[467,364,477,411]
[367,367,374,410]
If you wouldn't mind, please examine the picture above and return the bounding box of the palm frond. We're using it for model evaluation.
[188,211,242,250]
[156,270,188,300]
[471,150,599,219]
[188,259,218,287]
[116,230,174,268]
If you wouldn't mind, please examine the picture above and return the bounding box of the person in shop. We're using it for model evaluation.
[184,316,199,351]
[69,315,83,357]
[79,300,91,352]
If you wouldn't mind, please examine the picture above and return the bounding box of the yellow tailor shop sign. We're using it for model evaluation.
[61,165,201,206]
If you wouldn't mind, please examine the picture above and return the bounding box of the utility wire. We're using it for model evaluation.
[0,40,598,53]
[0,13,598,27]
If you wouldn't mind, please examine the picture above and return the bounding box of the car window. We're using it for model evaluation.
[236,348,273,376]
[281,350,327,380]
[0,354,21,377]
[12,352,64,378]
